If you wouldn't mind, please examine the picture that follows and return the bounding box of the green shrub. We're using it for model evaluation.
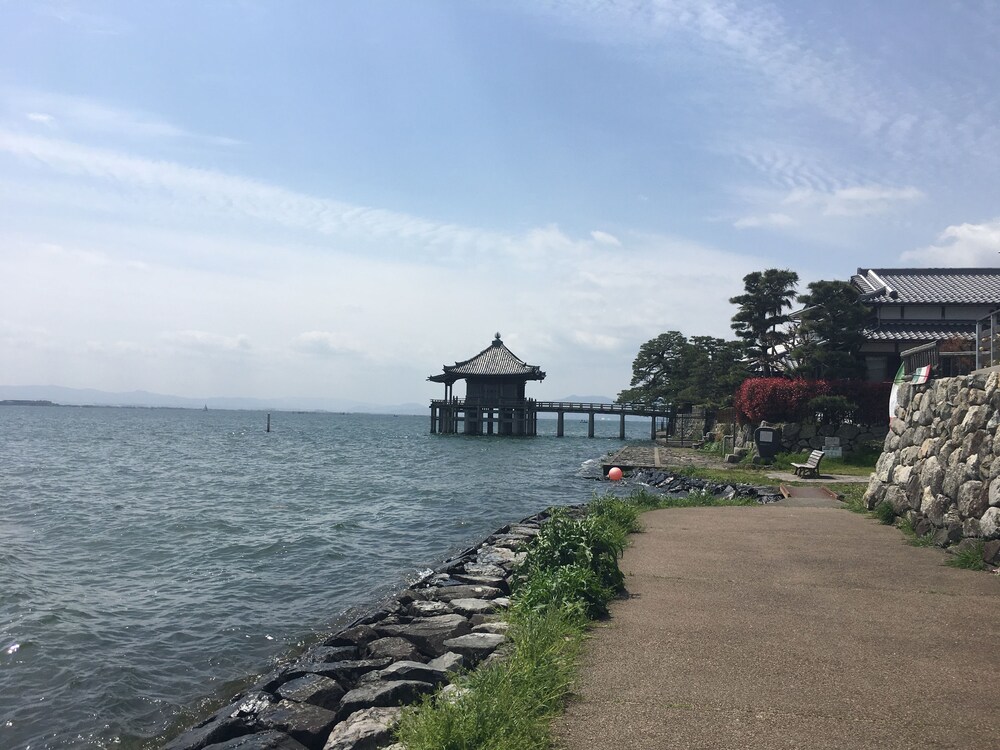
[587,494,643,534]
[518,510,626,596]
[512,564,612,619]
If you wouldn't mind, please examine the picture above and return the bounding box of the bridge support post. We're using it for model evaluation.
[650,416,657,440]
[619,413,626,440]
[557,411,564,437]
[588,412,595,438]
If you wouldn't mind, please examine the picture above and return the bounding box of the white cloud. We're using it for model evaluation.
[901,219,1000,267]
[590,230,621,246]
[733,212,794,229]
[161,330,252,353]
[26,112,55,125]
[292,331,360,356]
[570,331,622,351]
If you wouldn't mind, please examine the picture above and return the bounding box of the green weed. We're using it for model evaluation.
[395,607,585,750]
[871,500,896,525]
[898,516,936,547]
[945,541,987,571]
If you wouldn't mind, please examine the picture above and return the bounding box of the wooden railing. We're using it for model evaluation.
[430,398,668,415]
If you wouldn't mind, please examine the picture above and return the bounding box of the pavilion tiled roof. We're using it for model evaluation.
[852,268,1000,305]
[429,334,545,382]
[862,321,976,342]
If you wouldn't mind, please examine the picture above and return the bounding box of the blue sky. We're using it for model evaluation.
[2,0,999,404]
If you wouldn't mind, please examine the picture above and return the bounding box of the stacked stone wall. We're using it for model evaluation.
[863,371,1000,558]
[733,421,887,454]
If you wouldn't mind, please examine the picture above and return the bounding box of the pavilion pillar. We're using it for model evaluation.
[557,411,564,437]
[619,413,626,440]
[430,405,437,434]
[588,412,595,438]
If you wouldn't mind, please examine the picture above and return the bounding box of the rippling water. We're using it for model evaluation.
[0,406,648,749]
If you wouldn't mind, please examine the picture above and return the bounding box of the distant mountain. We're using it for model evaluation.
[557,395,615,404]
[0,385,427,415]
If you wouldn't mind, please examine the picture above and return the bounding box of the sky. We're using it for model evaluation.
[2,0,1000,406]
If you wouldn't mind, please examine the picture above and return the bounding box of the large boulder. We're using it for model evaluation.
[956,481,987,519]
[276,675,345,711]
[205,731,310,750]
[375,614,471,658]
[441,632,506,666]
[417,584,503,603]
[322,707,402,750]
[980,507,1000,538]
[255,701,339,750]
[365,637,422,662]
[336,680,435,721]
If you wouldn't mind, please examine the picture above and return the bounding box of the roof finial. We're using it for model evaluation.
[494,332,502,344]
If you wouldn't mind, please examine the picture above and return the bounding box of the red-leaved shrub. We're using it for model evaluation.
[734,378,891,425]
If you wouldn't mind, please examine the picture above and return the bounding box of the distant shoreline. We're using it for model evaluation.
[0,400,57,407]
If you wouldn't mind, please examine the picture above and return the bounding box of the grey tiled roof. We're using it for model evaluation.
[863,321,975,342]
[429,334,545,381]
[852,268,1000,304]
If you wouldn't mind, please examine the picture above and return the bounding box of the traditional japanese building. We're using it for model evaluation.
[428,333,545,435]
[851,268,1000,380]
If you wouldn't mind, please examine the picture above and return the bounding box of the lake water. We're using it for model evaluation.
[0,406,650,749]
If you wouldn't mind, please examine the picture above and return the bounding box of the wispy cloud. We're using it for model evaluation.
[570,331,622,351]
[161,330,252,353]
[733,212,794,229]
[292,331,361,357]
[3,89,239,146]
[590,230,621,246]
[0,129,496,255]
[784,185,924,217]
[36,2,129,34]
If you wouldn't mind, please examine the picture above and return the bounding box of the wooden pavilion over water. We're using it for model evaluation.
[429,333,671,438]
[429,333,544,435]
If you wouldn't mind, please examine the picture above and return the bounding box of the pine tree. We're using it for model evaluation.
[729,269,799,377]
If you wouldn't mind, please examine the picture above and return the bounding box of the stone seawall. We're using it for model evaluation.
[162,509,558,750]
[863,371,1000,565]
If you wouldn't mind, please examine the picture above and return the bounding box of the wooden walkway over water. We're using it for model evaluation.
[430,399,670,438]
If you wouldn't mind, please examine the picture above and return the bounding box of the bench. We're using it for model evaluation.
[791,450,825,478]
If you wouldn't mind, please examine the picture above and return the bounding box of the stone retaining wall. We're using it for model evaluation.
[734,421,887,455]
[162,509,560,750]
[863,371,1000,565]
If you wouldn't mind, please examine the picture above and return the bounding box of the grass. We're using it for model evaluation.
[898,516,937,547]
[771,446,879,477]
[832,483,868,514]
[395,488,757,749]
[945,540,987,571]
[396,606,585,750]
[676,465,776,486]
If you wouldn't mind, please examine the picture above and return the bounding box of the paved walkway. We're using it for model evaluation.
[553,501,1000,750]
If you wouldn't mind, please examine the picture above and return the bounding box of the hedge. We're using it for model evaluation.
[733,378,891,425]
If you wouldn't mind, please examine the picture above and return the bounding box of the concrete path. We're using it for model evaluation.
[553,503,1000,750]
